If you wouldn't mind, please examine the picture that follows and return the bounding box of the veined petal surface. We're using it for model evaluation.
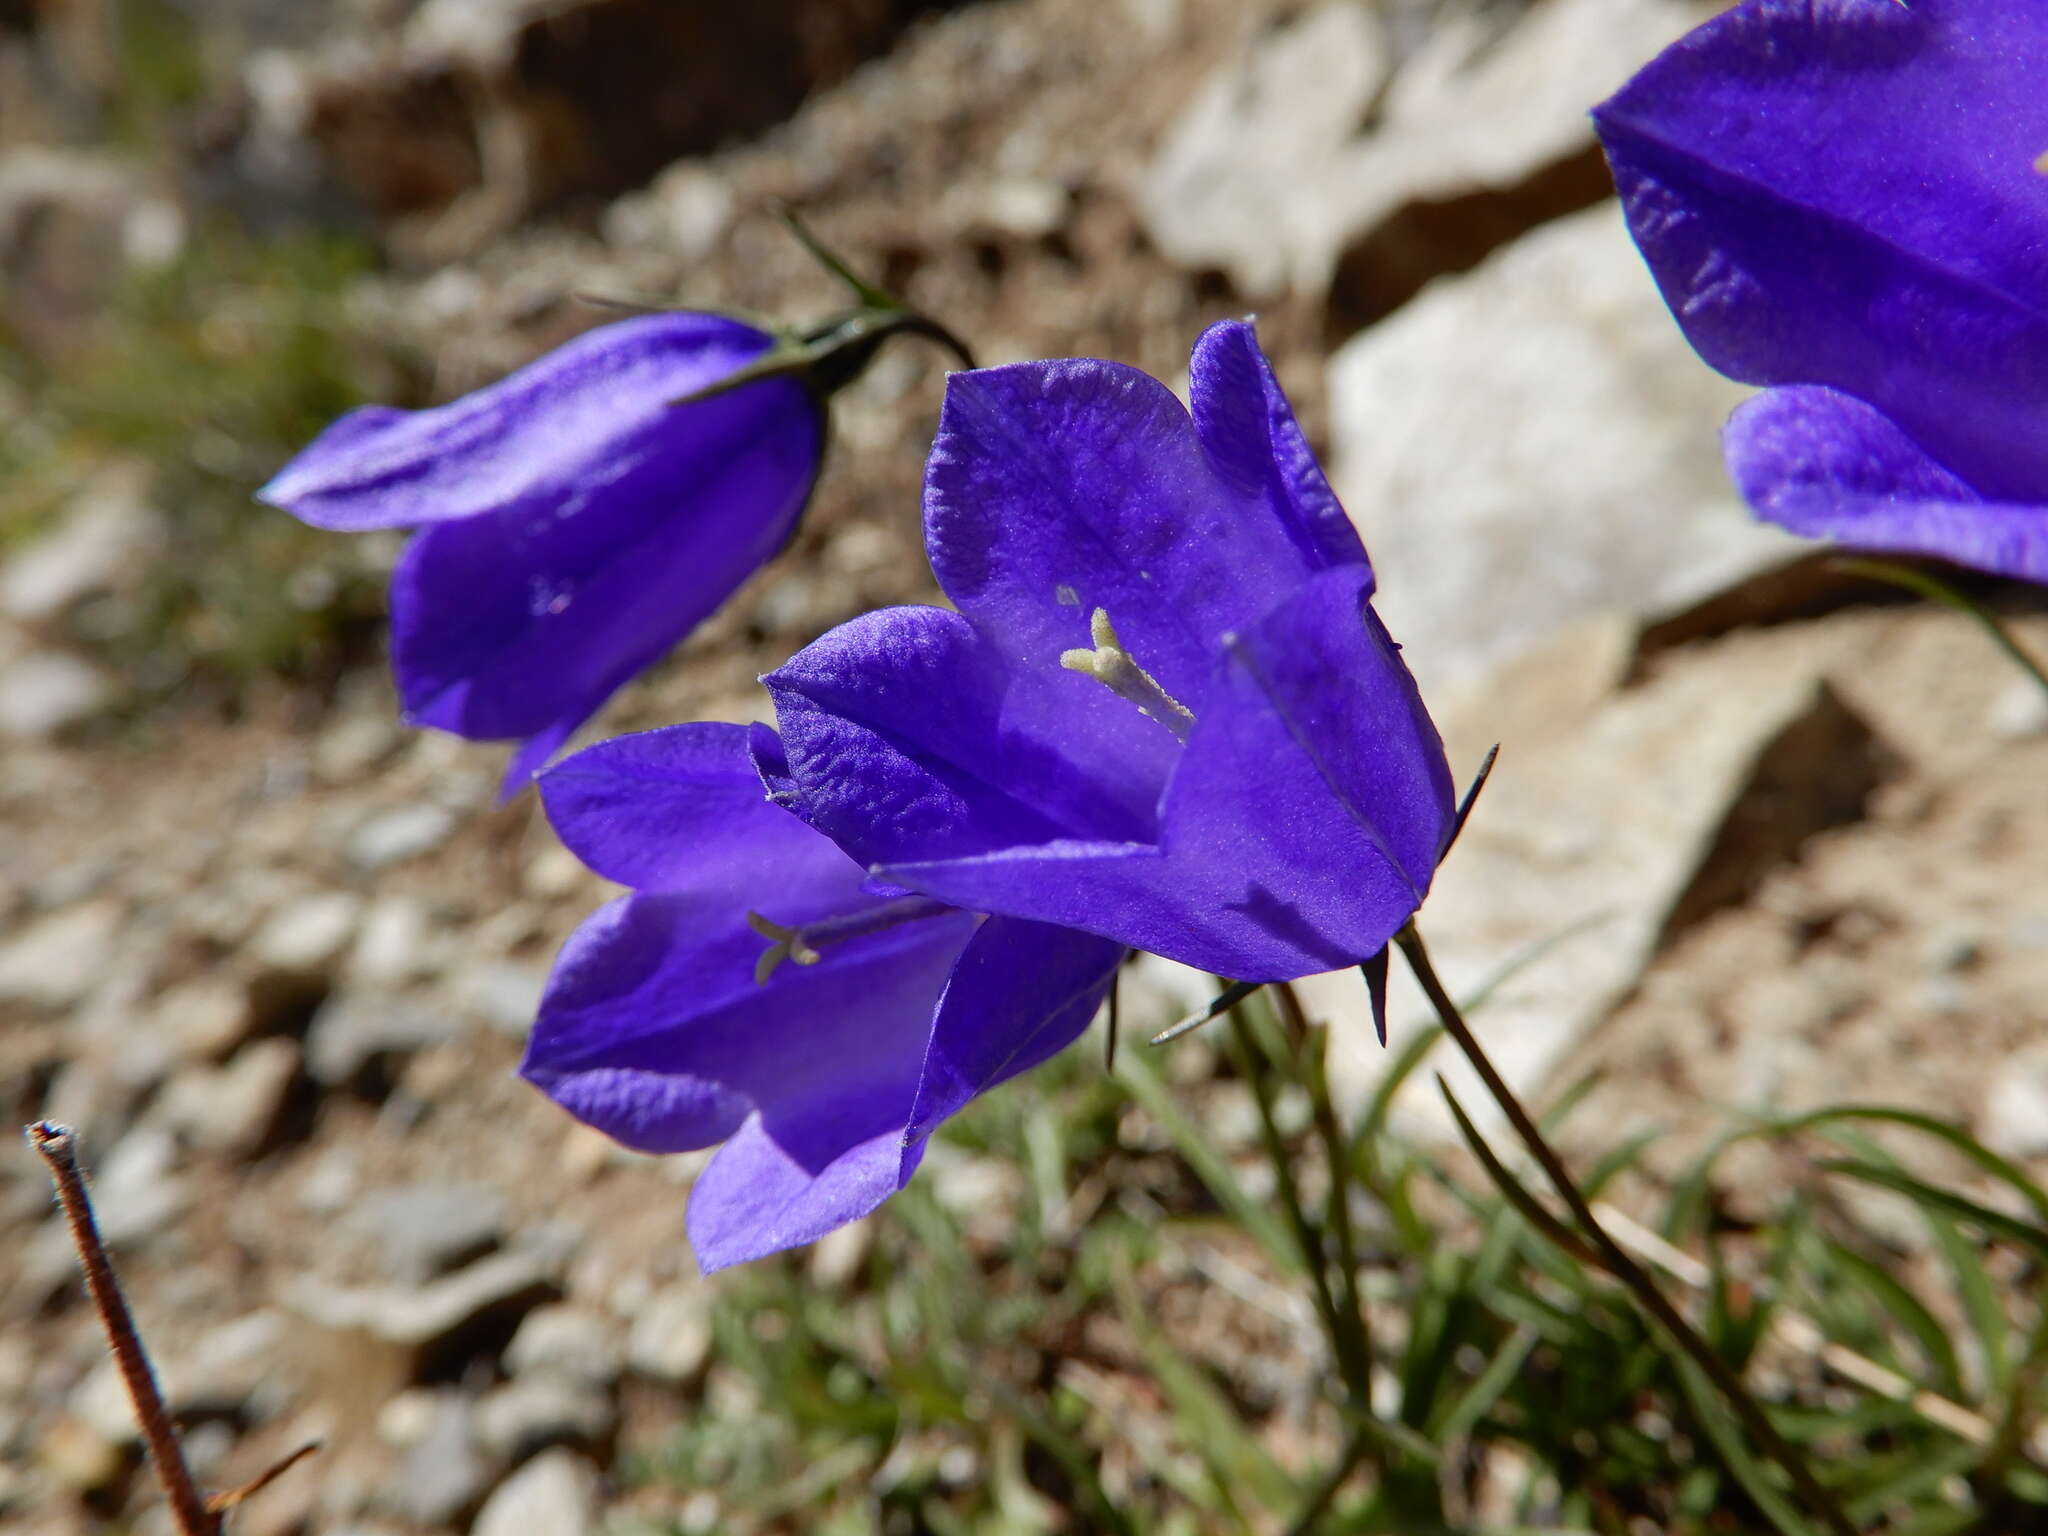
[523,728,980,1268]
[391,368,817,748]
[877,566,1452,979]
[1726,385,2048,581]
[260,313,791,529]
[923,320,1358,714]
[1594,0,2048,500]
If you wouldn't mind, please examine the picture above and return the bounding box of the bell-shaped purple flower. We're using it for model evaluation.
[760,320,1455,983]
[1593,0,2048,577]
[261,313,823,788]
[521,721,1122,1270]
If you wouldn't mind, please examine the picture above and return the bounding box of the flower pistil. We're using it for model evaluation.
[1059,607,1196,743]
[748,895,958,984]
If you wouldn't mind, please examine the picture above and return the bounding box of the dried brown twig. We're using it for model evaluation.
[26,1121,317,1535]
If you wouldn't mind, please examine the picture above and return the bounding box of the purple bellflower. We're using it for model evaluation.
[1594,0,2048,578]
[519,322,1452,1267]
[761,319,1455,983]
[262,312,822,790]
[521,721,1122,1270]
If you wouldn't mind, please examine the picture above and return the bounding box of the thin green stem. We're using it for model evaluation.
[1226,1007,1362,1402]
[1393,927,1861,1536]
[1980,1306,2048,1490]
[1833,556,2048,700]
[1273,983,1374,1385]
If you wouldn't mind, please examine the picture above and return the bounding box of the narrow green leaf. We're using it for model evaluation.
[1113,1045,1295,1263]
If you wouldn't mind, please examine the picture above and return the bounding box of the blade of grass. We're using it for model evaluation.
[1110,1264,1300,1516]
[1113,1045,1294,1263]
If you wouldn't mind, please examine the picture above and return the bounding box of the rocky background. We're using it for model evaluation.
[4,1,2047,1532]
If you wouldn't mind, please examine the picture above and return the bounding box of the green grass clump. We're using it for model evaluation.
[619,1003,2048,1535]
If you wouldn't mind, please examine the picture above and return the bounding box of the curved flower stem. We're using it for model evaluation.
[1224,1006,1365,1406]
[1832,556,2048,701]
[1390,928,1860,1536]
[27,1122,219,1536]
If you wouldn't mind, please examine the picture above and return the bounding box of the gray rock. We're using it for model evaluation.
[1141,0,1711,301]
[461,961,548,1037]
[348,1183,508,1285]
[470,1448,601,1536]
[603,161,734,260]
[504,1305,623,1389]
[347,802,456,870]
[281,0,962,260]
[154,974,261,1061]
[474,1377,615,1460]
[39,1055,163,1145]
[1309,637,1895,1143]
[0,148,184,358]
[1981,1044,2048,1159]
[0,909,118,1015]
[349,897,435,986]
[810,1220,876,1289]
[0,460,164,624]
[0,649,115,739]
[1140,2,1389,296]
[70,1311,291,1442]
[624,1284,713,1386]
[1326,202,1798,699]
[306,990,462,1088]
[68,1354,142,1446]
[387,1392,495,1529]
[153,1038,303,1160]
[313,710,401,783]
[251,891,363,975]
[88,1125,191,1247]
[284,1249,560,1378]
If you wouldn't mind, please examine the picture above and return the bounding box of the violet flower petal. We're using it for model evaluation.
[263,312,823,785]
[1593,0,2048,502]
[1726,385,2048,581]
[686,1116,914,1272]
[538,722,818,894]
[923,320,1359,715]
[1188,319,1368,577]
[900,917,1123,1152]
[765,604,1171,863]
[877,565,1451,978]
[260,313,793,529]
[390,373,817,753]
[529,722,1115,1270]
[691,915,1120,1268]
[524,721,977,1152]
[522,855,978,1272]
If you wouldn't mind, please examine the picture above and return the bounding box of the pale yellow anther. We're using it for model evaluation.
[1059,606,1197,743]
[746,911,821,984]
[2036,148,2048,175]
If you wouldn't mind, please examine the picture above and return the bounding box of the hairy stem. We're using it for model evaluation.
[28,1122,218,1536]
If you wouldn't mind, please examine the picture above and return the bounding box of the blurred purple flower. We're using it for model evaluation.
[521,722,1121,1270]
[762,320,1454,983]
[261,313,822,790]
[1594,0,2048,576]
